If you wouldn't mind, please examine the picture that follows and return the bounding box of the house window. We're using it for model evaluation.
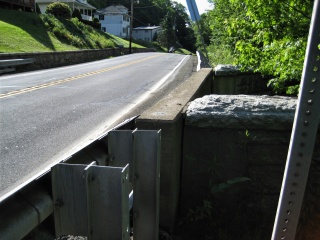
[99,15,104,20]
[123,28,127,34]
[102,27,106,32]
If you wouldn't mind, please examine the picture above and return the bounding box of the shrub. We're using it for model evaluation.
[35,3,41,14]
[72,8,82,20]
[45,2,71,19]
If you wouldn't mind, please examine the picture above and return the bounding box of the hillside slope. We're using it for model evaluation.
[0,9,143,53]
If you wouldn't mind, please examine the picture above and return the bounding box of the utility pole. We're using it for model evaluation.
[129,0,139,54]
[129,0,134,54]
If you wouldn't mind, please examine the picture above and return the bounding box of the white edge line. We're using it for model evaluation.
[0,54,189,203]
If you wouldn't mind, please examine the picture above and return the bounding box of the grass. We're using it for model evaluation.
[206,44,235,67]
[0,9,192,54]
[0,9,144,53]
[0,9,193,55]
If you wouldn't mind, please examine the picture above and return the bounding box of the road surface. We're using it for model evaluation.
[0,52,194,201]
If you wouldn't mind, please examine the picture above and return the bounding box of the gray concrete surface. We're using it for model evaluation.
[135,68,213,231]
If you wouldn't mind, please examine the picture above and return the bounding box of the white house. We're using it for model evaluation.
[36,0,96,21]
[132,26,162,42]
[93,5,130,38]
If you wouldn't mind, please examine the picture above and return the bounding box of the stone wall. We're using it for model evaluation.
[213,64,270,94]
[180,95,320,239]
[0,48,154,72]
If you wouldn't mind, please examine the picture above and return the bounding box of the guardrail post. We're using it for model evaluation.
[52,129,161,239]
[52,162,96,237]
[52,163,129,240]
[86,164,129,240]
[133,130,161,240]
[108,130,134,182]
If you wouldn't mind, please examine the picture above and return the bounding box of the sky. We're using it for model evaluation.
[174,0,213,15]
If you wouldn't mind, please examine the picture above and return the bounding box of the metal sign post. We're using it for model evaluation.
[186,0,211,68]
[186,0,200,22]
[272,0,320,239]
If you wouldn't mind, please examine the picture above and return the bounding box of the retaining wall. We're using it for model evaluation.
[136,65,319,238]
[178,69,320,239]
[0,48,154,72]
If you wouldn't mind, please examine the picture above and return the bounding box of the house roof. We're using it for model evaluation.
[75,0,96,9]
[134,26,161,30]
[36,0,96,9]
[96,4,128,15]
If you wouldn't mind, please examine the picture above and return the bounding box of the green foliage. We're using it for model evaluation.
[207,44,234,66]
[187,200,213,222]
[88,0,196,52]
[194,12,212,48]
[0,9,146,53]
[45,2,72,19]
[42,15,114,49]
[206,0,314,95]
[158,8,177,51]
[72,8,82,20]
[156,1,196,52]
[35,3,41,14]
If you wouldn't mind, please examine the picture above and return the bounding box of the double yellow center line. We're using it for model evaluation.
[0,54,160,99]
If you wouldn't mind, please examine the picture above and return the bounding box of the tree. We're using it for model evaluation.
[207,0,314,94]
[72,8,82,20]
[172,2,196,52]
[35,3,41,14]
[88,0,196,51]
[45,2,72,19]
[159,8,177,51]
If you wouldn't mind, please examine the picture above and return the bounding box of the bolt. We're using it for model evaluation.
[55,199,64,208]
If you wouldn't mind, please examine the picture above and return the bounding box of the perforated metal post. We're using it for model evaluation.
[272,1,320,239]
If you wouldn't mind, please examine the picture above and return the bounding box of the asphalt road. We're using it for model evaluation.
[0,52,194,201]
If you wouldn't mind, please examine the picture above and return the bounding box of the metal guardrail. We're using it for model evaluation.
[0,117,138,239]
[0,58,34,74]
[52,129,161,239]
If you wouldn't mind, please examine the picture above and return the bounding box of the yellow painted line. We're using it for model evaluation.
[0,54,160,99]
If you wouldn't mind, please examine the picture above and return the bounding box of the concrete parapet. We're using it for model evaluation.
[135,68,213,231]
[181,94,320,239]
[213,64,270,94]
